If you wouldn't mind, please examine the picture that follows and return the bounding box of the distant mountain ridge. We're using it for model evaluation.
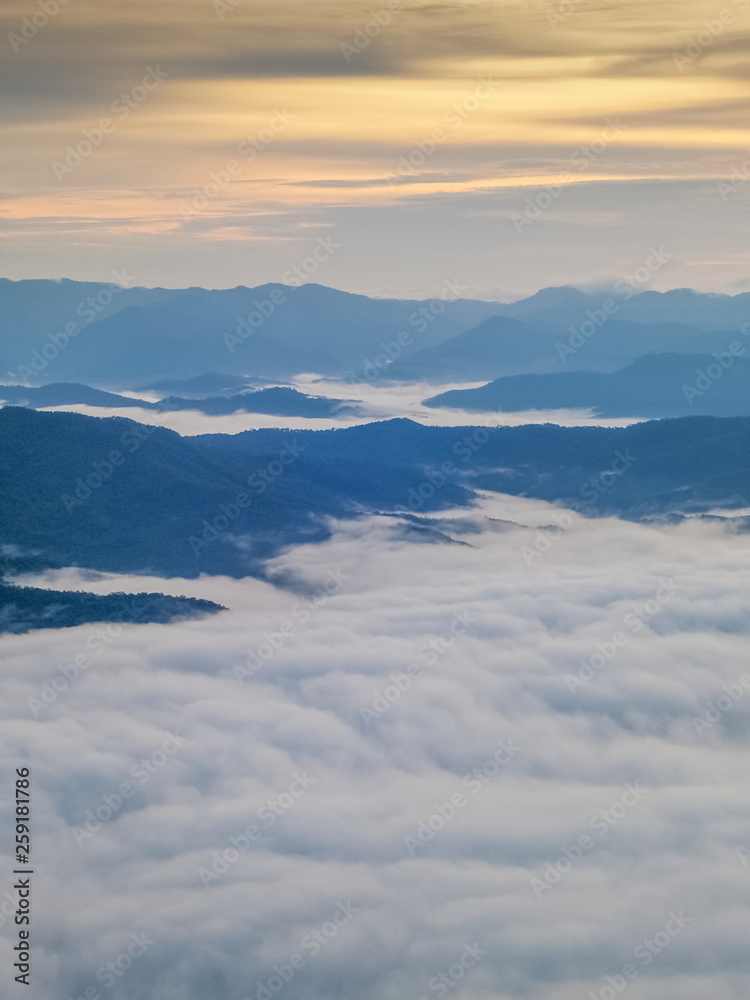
[0,279,499,386]
[498,284,750,332]
[0,382,149,409]
[385,316,750,382]
[424,353,750,418]
[5,277,750,388]
[137,373,278,397]
[0,382,358,418]
[160,387,358,417]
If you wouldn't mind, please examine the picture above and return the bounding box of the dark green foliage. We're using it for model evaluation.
[198,414,750,519]
[0,407,469,581]
[3,408,750,597]
[0,581,224,635]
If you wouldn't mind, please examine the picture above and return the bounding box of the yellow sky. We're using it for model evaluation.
[2,0,750,292]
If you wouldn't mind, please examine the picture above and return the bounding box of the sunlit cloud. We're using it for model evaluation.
[3,0,750,291]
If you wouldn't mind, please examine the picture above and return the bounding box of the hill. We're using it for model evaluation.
[3,409,750,588]
[423,353,750,417]
[0,582,224,634]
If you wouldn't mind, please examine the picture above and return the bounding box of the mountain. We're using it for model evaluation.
[0,407,346,579]
[0,276,175,359]
[0,382,153,409]
[7,277,750,389]
[0,408,472,580]
[384,316,547,380]
[492,284,750,333]
[1,279,501,386]
[48,291,340,385]
[385,314,750,382]
[3,408,750,589]
[423,353,750,418]
[160,387,358,418]
[197,414,750,521]
[0,582,224,635]
[0,382,357,419]
[137,373,270,397]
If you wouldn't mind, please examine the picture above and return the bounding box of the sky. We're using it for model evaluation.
[6,7,750,994]
[2,0,750,296]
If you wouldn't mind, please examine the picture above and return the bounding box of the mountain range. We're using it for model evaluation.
[3,407,750,590]
[385,316,750,381]
[0,382,358,418]
[5,278,750,388]
[424,353,750,418]
[0,279,498,386]
[6,279,750,633]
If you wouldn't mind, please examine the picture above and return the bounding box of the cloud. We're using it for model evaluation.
[3,1,750,293]
[3,500,750,998]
